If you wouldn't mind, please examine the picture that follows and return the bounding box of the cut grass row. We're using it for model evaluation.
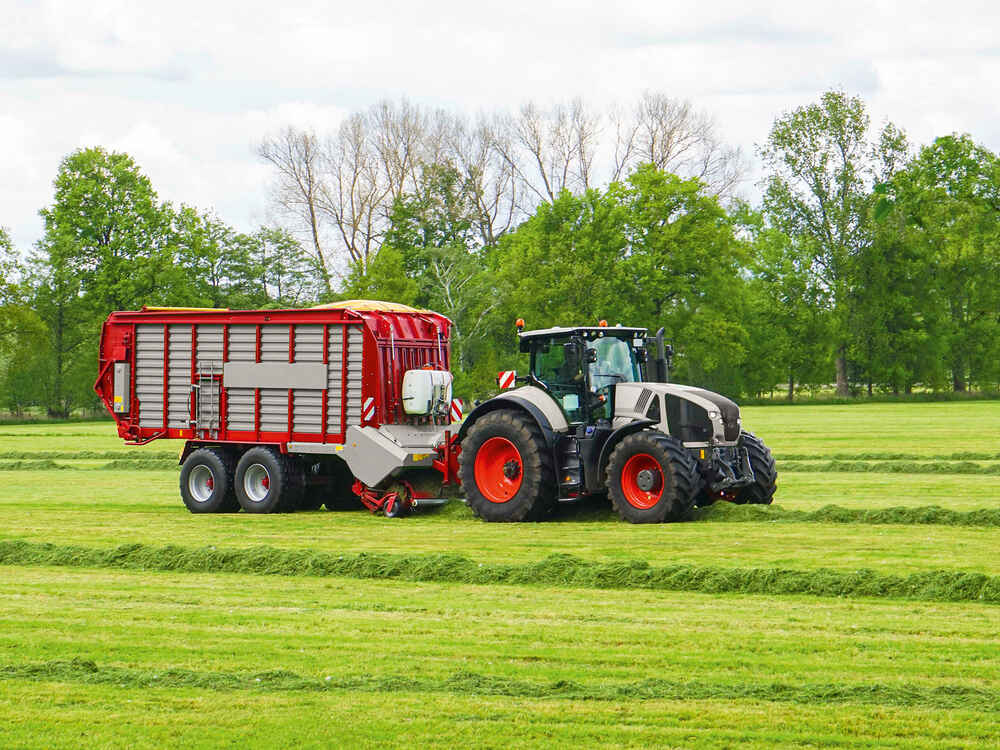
[1,471,999,574]
[1,566,997,748]
[2,539,1000,604]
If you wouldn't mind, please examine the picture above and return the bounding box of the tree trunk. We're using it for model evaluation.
[787,372,794,401]
[835,346,849,398]
[952,360,966,392]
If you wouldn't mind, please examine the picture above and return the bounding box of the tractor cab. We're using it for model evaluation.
[518,324,648,424]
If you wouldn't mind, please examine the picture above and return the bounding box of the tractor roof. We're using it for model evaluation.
[518,326,647,351]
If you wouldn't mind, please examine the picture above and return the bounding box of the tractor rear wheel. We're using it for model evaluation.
[459,410,556,522]
[733,431,777,505]
[234,446,301,513]
[607,431,698,523]
[179,447,240,513]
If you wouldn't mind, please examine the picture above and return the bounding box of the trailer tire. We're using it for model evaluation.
[607,431,698,523]
[179,447,239,513]
[459,410,556,522]
[234,447,299,513]
[733,431,777,505]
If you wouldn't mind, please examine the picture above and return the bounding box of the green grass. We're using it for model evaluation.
[0,566,998,748]
[741,401,1000,457]
[0,403,998,746]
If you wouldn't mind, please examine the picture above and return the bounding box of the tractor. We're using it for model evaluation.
[457,321,777,523]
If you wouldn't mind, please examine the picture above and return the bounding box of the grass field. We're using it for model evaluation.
[1,401,998,747]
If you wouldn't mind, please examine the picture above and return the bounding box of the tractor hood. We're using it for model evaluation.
[614,382,742,446]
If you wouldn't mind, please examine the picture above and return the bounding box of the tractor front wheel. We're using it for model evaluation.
[732,431,777,505]
[607,431,699,523]
[458,410,556,522]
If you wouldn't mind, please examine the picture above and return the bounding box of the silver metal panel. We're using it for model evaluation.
[228,325,256,361]
[167,325,192,428]
[113,362,130,414]
[326,327,344,432]
[292,391,323,433]
[293,325,325,434]
[294,325,324,361]
[345,327,363,425]
[224,362,328,390]
[196,325,224,369]
[259,388,287,432]
[288,426,436,486]
[260,325,289,362]
[226,388,254,431]
[225,325,256,431]
[136,324,164,428]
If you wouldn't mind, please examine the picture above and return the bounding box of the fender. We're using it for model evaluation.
[458,392,562,448]
[596,418,656,479]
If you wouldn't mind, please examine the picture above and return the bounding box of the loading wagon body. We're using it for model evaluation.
[95,301,461,514]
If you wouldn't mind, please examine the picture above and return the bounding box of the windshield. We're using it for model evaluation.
[587,336,639,388]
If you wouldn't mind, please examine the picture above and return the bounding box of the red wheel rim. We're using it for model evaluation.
[474,437,523,503]
[620,453,664,509]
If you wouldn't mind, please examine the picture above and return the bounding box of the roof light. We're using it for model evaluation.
[598,320,608,327]
[515,318,525,331]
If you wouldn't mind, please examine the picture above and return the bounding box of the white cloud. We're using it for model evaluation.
[2,0,1000,251]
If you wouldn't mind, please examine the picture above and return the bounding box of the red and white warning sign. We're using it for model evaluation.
[361,396,376,422]
[497,370,517,389]
[450,398,463,423]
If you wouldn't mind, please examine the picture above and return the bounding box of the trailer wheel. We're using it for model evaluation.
[234,447,299,513]
[179,447,239,513]
[458,410,556,522]
[733,431,777,505]
[607,431,698,523]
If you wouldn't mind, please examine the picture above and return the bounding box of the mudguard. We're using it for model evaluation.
[596,418,656,480]
[458,387,566,448]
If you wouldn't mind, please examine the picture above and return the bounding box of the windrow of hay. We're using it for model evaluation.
[0,459,177,471]
[781,460,1000,474]
[695,503,1000,527]
[1,657,997,711]
[0,450,177,460]
[1,540,998,604]
[779,451,1000,461]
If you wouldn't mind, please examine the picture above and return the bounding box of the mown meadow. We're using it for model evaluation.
[0,401,998,747]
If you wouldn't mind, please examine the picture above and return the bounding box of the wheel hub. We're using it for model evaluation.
[473,436,524,504]
[502,460,521,480]
[636,469,656,492]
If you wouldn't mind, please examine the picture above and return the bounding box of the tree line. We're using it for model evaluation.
[1,89,997,415]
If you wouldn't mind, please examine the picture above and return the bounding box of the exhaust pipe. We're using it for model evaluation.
[654,327,672,383]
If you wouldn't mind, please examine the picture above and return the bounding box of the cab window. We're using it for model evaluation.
[531,339,585,422]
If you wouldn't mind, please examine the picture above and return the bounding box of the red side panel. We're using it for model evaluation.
[95,306,453,448]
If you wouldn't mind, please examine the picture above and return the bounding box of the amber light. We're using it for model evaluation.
[598,320,608,327]
[515,318,525,330]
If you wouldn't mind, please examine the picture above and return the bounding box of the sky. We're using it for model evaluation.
[3,0,1000,252]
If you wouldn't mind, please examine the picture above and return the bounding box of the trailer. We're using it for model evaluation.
[94,301,462,516]
[97,305,775,524]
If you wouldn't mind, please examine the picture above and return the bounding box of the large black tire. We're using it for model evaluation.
[458,410,557,522]
[179,447,240,513]
[234,446,301,513]
[607,431,699,523]
[733,431,777,505]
